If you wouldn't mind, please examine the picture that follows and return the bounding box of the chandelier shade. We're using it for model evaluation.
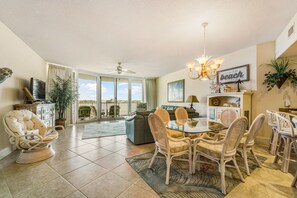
[187,22,224,80]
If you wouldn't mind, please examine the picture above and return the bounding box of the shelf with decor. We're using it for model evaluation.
[207,91,253,126]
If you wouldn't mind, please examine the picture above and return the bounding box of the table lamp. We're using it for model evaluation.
[186,95,199,109]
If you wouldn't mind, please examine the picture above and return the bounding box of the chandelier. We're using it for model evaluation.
[187,22,224,80]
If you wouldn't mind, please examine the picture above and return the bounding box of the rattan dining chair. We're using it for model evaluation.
[154,108,184,138]
[211,108,239,141]
[273,113,297,173]
[175,107,188,124]
[220,108,238,127]
[148,113,192,185]
[192,117,248,194]
[237,114,265,175]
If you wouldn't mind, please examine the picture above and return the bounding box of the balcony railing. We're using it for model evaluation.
[78,100,141,118]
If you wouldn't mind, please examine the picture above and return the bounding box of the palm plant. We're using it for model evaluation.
[49,75,78,120]
[263,58,297,91]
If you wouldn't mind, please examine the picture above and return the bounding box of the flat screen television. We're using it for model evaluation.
[30,78,46,101]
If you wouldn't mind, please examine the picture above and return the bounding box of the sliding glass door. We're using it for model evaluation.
[131,79,144,112]
[101,76,116,118]
[77,74,98,122]
[116,78,129,116]
[76,73,145,121]
[100,77,130,118]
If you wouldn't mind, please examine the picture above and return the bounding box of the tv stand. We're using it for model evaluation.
[14,103,55,127]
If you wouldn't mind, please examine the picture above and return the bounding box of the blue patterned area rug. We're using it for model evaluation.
[82,120,126,139]
[126,152,266,197]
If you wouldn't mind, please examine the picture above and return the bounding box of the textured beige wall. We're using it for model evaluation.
[254,41,297,142]
[156,46,257,117]
[0,21,46,159]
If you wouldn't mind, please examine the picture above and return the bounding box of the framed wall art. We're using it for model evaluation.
[167,79,185,102]
[217,64,249,84]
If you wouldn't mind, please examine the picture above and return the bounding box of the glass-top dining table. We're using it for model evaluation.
[166,118,227,135]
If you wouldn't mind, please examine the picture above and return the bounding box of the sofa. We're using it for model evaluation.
[125,111,154,144]
[161,105,199,120]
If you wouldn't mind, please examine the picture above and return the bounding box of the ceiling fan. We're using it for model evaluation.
[108,62,136,75]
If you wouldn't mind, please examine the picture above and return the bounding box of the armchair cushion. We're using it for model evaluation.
[5,110,47,136]
[196,141,223,158]
[24,129,39,140]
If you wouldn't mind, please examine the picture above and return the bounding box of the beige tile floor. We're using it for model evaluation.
[0,123,297,198]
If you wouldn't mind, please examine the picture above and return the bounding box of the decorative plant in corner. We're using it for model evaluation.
[263,58,297,91]
[49,75,79,127]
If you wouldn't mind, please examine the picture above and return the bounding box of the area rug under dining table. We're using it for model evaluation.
[82,120,126,139]
[126,152,266,197]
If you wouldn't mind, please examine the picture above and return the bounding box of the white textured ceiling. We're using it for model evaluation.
[0,0,296,78]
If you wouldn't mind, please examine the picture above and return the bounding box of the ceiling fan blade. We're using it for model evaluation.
[122,69,136,74]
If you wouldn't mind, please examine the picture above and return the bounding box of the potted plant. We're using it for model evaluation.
[49,75,78,127]
[263,58,297,91]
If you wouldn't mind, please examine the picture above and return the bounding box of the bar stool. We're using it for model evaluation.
[273,113,297,173]
[266,110,278,155]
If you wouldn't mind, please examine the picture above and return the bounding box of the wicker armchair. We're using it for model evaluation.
[3,110,62,164]
[154,108,184,138]
[237,114,265,175]
[192,117,248,194]
[148,113,192,185]
[273,113,297,173]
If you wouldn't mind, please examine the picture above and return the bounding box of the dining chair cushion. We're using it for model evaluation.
[167,129,184,138]
[196,141,224,158]
[168,140,189,153]
[238,137,255,147]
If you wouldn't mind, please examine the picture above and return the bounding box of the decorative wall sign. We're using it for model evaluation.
[217,64,249,84]
[167,79,185,102]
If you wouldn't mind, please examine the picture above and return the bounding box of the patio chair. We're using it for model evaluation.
[3,110,62,164]
[148,113,192,185]
[109,105,120,117]
[274,113,297,173]
[78,106,91,119]
[154,108,184,138]
[192,117,248,194]
[237,114,265,175]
